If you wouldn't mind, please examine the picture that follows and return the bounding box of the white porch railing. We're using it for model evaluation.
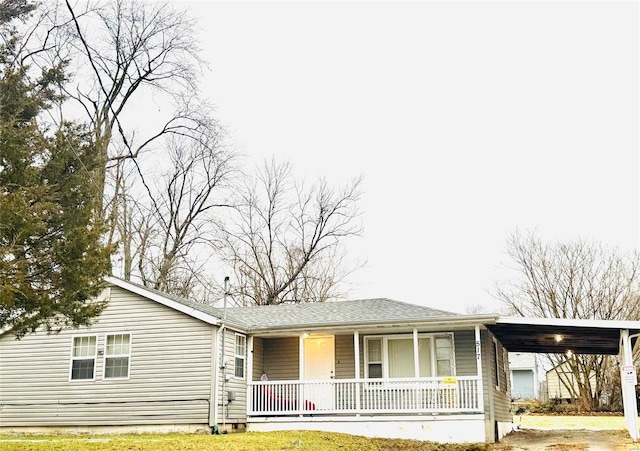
[248,376,482,416]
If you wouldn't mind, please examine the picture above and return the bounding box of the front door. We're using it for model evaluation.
[303,334,335,410]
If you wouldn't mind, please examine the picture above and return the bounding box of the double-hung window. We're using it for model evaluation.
[435,336,453,377]
[492,338,500,388]
[104,333,131,379]
[364,333,454,379]
[367,338,383,378]
[234,334,246,379]
[70,335,97,381]
[70,333,131,381]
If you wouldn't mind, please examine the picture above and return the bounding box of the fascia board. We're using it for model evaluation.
[247,314,500,335]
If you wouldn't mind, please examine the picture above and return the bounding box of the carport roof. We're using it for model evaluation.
[486,317,640,355]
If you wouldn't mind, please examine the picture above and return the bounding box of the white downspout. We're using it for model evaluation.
[210,327,219,429]
[220,277,229,432]
[247,335,254,419]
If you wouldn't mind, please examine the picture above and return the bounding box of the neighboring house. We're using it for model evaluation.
[508,353,544,400]
[0,277,512,443]
[546,360,596,402]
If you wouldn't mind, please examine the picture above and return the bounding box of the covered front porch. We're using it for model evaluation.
[248,376,482,416]
[246,326,487,418]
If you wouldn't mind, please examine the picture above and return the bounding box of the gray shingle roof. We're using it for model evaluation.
[210,298,459,331]
[107,277,461,332]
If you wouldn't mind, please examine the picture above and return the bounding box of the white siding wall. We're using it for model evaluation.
[546,361,596,400]
[0,286,214,427]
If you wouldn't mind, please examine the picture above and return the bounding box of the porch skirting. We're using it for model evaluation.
[247,414,490,443]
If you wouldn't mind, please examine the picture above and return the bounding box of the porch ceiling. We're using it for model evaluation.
[486,317,640,355]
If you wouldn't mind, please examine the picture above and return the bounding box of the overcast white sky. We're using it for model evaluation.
[182,1,639,313]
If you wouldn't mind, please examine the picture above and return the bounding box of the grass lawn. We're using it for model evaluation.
[0,430,491,451]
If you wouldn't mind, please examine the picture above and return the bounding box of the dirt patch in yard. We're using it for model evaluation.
[514,415,627,430]
[493,415,638,450]
[493,429,636,451]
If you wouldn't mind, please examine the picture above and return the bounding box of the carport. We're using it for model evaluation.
[485,317,640,441]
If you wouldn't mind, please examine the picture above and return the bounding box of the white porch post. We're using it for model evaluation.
[299,334,305,379]
[475,325,484,411]
[246,335,253,418]
[247,336,254,381]
[413,328,419,378]
[299,334,305,417]
[620,329,639,441]
[354,331,360,413]
[354,331,360,378]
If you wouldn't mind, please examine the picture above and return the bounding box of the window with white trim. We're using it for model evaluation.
[234,334,246,378]
[493,338,500,389]
[70,335,97,381]
[364,333,454,379]
[367,337,383,378]
[104,333,131,379]
[435,336,453,377]
[502,347,509,392]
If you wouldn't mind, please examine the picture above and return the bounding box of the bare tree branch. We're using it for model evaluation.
[113,128,236,297]
[221,158,363,305]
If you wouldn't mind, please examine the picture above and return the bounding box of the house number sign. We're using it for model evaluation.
[622,365,637,385]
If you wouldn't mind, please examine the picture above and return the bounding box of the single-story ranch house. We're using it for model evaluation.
[1,277,639,443]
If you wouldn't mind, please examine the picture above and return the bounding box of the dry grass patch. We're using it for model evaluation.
[0,431,490,451]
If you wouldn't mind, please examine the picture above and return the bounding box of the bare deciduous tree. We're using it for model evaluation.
[221,159,363,306]
[494,231,640,410]
[61,0,206,167]
[114,130,235,298]
[10,0,220,266]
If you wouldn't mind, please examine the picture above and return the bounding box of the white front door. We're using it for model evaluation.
[303,335,335,409]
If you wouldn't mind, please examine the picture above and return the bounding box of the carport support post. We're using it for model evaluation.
[620,329,639,441]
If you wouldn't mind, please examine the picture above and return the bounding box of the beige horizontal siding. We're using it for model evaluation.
[454,330,477,377]
[216,328,247,423]
[0,286,214,427]
[335,334,355,379]
[252,337,265,381]
[263,337,299,381]
[0,400,209,425]
[480,329,512,441]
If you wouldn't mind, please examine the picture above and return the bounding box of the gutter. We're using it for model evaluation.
[246,314,501,335]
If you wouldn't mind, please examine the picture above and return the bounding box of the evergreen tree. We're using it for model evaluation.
[0,1,111,337]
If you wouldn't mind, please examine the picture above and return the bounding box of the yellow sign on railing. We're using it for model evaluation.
[442,377,457,384]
